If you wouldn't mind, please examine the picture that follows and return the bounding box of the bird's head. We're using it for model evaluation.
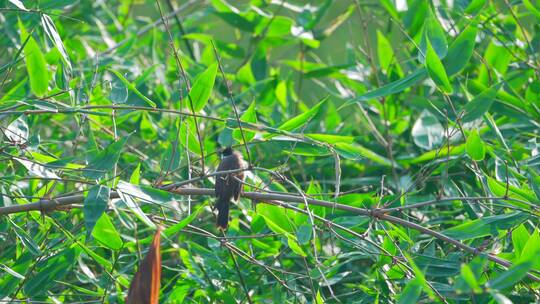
[221,146,233,156]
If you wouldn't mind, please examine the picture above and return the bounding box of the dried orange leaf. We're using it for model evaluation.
[126,227,162,304]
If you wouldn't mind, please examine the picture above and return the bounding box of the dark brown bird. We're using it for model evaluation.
[214,147,245,230]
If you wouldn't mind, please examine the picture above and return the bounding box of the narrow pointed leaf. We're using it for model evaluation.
[83,185,110,239]
[126,228,162,304]
[19,19,49,97]
[189,63,218,111]
[425,39,452,93]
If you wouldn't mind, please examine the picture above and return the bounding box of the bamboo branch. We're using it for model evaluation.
[1,186,538,282]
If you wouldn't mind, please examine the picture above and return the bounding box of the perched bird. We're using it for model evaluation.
[214,147,246,230]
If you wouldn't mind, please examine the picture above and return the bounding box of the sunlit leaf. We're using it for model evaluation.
[41,14,72,72]
[466,130,485,161]
[277,97,327,132]
[92,213,123,250]
[189,63,218,111]
[5,116,29,144]
[425,39,452,93]
[487,261,534,290]
[15,157,60,179]
[19,19,49,97]
[377,30,402,76]
[443,212,529,240]
[116,181,158,228]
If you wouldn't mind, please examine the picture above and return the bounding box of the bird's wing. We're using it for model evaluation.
[233,177,242,201]
[215,155,236,199]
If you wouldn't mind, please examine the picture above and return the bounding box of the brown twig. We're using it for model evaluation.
[155,0,205,175]
[211,40,253,168]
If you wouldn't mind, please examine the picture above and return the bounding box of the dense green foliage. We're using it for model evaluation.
[1,0,540,303]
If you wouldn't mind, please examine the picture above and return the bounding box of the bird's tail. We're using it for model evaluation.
[216,197,230,230]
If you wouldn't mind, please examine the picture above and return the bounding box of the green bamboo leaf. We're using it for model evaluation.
[379,0,399,19]
[403,144,466,165]
[84,137,128,180]
[461,264,481,292]
[466,130,486,161]
[83,185,110,239]
[0,264,24,280]
[397,278,422,304]
[512,224,530,257]
[343,69,427,108]
[256,204,295,234]
[233,101,257,142]
[24,248,77,295]
[116,181,158,228]
[425,39,452,93]
[462,84,501,123]
[464,0,487,15]
[92,213,123,250]
[529,169,540,201]
[277,97,327,132]
[108,70,128,104]
[317,4,355,40]
[404,0,429,37]
[443,25,478,76]
[287,235,307,257]
[523,0,540,19]
[487,177,539,206]
[41,14,72,71]
[477,42,511,85]
[129,162,141,184]
[377,30,402,76]
[183,33,245,58]
[163,203,207,239]
[251,45,267,81]
[316,289,325,304]
[8,0,28,10]
[136,204,206,245]
[10,220,41,256]
[180,118,201,154]
[108,70,156,107]
[305,134,354,144]
[487,261,534,290]
[189,63,218,111]
[419,9,448,61]
[443,212,529,240]
[304,63,353,78]
[404,252,434,299]
[18,19,49,97]
[5,115,29,144]
[15,157,59,179]
[411,110,444,150]
[117,181,174,205]
[520,229,540,270]
[296,224,313,244]
[214,12,259,33]
[334,143,395,167]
